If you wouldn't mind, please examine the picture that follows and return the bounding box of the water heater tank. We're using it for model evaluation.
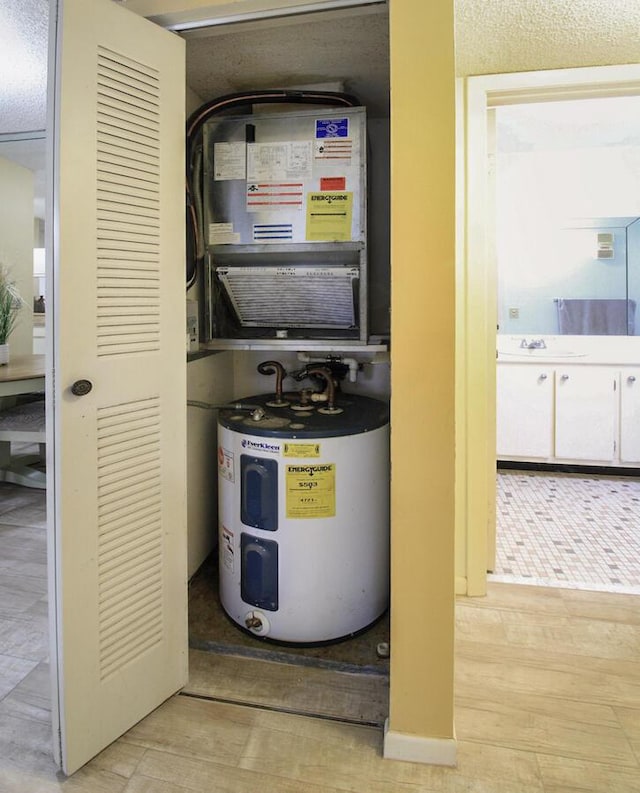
[217,392,389,643]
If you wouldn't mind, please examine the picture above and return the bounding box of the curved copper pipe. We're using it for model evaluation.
[257,360,286,402]
[305,367,336,410]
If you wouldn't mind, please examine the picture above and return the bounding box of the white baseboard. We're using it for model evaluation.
[383,719,457,766]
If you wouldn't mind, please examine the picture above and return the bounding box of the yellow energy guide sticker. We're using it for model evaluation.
[282,442,321,458]
[306,192,353,241]
[286,463,335,518]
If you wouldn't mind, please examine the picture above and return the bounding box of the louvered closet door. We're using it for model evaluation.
[49,0,186,775]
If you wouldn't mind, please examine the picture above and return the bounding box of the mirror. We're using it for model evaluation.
[494,96,640,337]
[499,215,640,336]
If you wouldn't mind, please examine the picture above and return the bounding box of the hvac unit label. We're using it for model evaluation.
[286,463,336,518]
[316,118,349,138]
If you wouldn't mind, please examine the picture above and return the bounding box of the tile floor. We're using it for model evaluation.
[493,469,640,593]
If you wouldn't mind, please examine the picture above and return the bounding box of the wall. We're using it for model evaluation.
[0,156,34,356]
[186,352,234,577]
[386,0,456,757]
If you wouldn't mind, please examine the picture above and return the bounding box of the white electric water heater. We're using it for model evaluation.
[217,391,389,643]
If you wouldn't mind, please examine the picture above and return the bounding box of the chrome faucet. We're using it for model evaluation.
[519,338,547,349]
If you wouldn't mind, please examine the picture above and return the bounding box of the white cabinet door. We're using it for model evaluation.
[555,368,617,462]
[49,0,187,775]
[496,364,553,458]
[620,369,640,463]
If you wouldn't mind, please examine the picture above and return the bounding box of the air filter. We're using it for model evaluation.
[216,266,358,328]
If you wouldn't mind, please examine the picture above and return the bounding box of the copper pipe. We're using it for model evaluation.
[257,360,286,402]
[305,366,336,410]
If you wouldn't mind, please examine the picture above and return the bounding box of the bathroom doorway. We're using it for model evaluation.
[462,64,640,596]
[491,95,640,593]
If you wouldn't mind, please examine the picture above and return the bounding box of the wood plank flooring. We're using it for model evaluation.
[2,580,639,791]
[1,484,640,791]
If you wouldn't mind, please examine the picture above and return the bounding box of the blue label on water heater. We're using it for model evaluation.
[316,117,349,138]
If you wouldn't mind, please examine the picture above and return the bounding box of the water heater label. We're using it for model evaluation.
[283,442,320,458]
[218,446,235,482]
[286,463,336,518]
[241,438,281,454]
[221,526,235,573]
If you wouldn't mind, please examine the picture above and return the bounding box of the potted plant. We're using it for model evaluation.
[0,264,24,365]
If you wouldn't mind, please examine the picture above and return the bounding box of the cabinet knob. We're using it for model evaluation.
[629,375,637,383]
[560,374,569,381]
[539,373,547,380]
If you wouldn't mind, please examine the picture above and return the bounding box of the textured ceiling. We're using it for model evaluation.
[184,7,389,117]
[0,0,48,135]
[4,0,640,135]
[455,0,640,77]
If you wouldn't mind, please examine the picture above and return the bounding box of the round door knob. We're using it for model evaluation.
[71,379,93,396]
[629,375,637,383]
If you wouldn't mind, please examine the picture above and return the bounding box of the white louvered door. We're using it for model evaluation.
[48,0,187,775]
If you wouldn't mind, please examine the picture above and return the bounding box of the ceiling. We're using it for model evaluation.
[3,0,640,218]
[5,0,640,135]
[184,6,389,118]
[0,0,48,135]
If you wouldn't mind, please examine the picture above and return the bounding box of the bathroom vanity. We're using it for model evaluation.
[497,339,640,467]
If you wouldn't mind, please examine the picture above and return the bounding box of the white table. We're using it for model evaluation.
[0,354,45,397]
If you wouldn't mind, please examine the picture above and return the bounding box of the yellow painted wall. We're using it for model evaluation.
[0,156,35,356]
[388,0,455,737]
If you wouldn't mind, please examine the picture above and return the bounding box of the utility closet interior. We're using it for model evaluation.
[182,2,392,703]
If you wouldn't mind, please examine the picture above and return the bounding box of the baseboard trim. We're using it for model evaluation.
[383,719,457,766]
[455,575,467,595]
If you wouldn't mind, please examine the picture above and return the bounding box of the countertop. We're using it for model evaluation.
[497,336,640,366]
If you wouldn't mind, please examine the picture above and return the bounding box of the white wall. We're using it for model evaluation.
[186,351,235,577]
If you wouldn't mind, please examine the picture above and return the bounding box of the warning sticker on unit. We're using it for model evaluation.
[213,142,246,180]
[286,463,335,518]
[246,182,304,212]
[209,223,241,245]
[247,141,312,181]
[320,176,346,191]
[218,446,235,482]
[316,118,349,138]
[283,442,321,458]
[306,192,353,241]
[253,223,293,241]
[221,526,235,573]
[314,138,353,162]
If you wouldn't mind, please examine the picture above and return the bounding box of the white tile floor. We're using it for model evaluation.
[492,469,640,593]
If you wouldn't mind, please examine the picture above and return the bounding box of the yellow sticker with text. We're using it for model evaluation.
[283,442,321,458]
[306,192,353,241]
[286,463,335,518]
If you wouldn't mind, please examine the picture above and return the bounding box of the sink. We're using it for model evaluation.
[499,349,586,358]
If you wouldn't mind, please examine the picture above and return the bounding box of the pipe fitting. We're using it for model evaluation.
[257,360,288,407]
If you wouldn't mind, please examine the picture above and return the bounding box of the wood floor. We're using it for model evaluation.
[2,583,640,791]
[1,484,640,791]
